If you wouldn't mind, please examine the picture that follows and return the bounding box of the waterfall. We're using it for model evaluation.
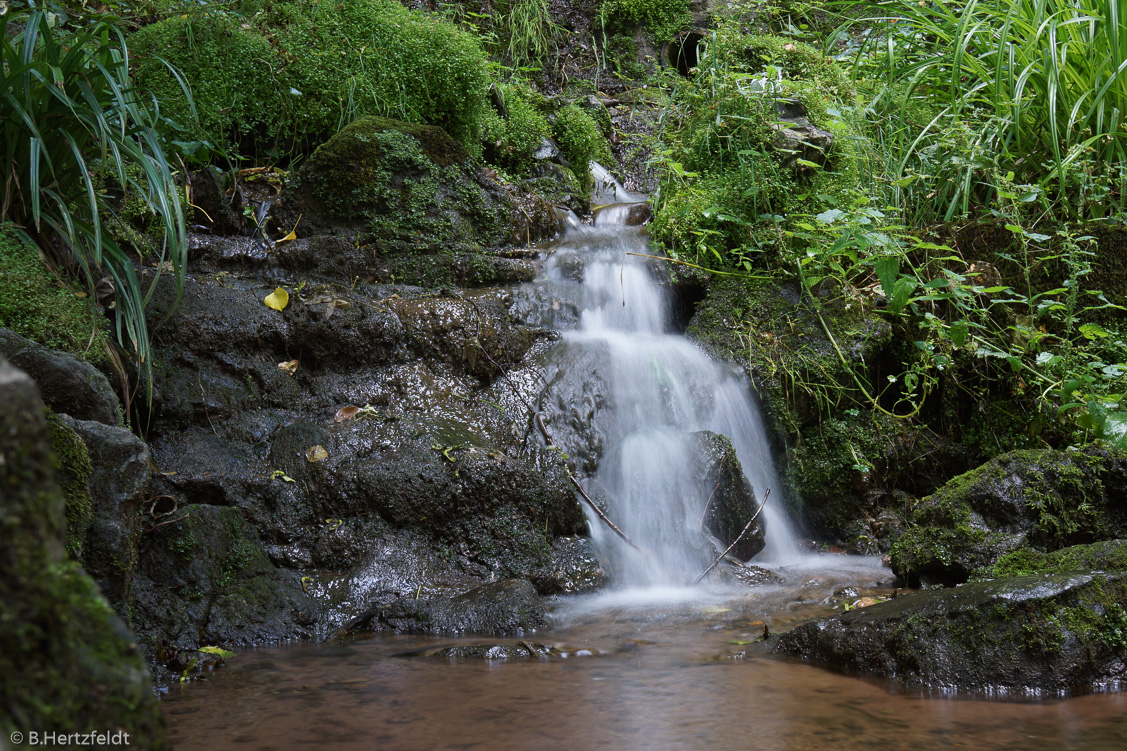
[522,191,801,587]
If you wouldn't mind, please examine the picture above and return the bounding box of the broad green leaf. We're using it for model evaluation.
[815,209,844,224]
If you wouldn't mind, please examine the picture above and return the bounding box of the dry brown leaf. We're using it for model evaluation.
[279,359,299,375]
[335,406,360,423]
[305,445,328,463]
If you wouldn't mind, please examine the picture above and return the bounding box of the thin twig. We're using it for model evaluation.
[568,475,647,555]
[694,488,770,585]
[698,482,721,532]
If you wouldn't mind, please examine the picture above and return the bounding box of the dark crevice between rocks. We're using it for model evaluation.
[666,32,705,78]
[670,275,708,334]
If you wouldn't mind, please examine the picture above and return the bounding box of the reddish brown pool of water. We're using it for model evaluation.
[162,560,1127,751]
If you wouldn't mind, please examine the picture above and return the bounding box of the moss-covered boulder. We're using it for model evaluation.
[285,116,526,285]
[0,328,120,425]
[977,539,1127,580]
[129,0,491,155]
[890,445,1127,586]
[0,361,163,747]
[0,228,109,359]
[776,572,1127,694]
[57,414,152,612]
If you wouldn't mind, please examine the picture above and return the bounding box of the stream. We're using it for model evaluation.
[163,196,1127,749]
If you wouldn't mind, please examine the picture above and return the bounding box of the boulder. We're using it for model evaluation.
[0,327,120,425]
[0,361,164,746]
[890,445,1127,586]
[775,572,1127,694]
[692,431,766,561]
[57,414,151,610]
[131,504,315,664]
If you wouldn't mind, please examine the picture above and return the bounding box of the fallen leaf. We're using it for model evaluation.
[264,287,289,311]
[854,597,880,608]
[335,406,360,423]
[276,228,298,244]
[198,646,235,658]
[279,359,299,375]
[271,470,295,482]
[306,445,328,463]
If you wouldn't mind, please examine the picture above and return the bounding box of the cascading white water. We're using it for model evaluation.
[532,196,802,587]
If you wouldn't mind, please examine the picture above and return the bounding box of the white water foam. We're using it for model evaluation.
[536,208,803,588]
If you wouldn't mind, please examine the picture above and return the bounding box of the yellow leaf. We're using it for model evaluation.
[279,359,299,375]
[264,287,289,311]
[306,445,328,463]
[276,229,298,244]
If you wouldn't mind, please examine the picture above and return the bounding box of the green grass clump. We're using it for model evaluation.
[130,0,492,158]
[0,228,108,359]
[836,0,1127,220]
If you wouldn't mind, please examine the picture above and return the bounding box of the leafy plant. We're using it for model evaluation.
[0,8,187,394]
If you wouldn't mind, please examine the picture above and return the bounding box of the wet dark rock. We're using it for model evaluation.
[890,445,1127,586]
[624,202,652,225]
[56,414,150,611]
[0,361,164,746]
[189,166,244,234]
[537,536,606,594]
[775,573,1127,694]
[771,99,834,171]
[132,504,315,663]
[538,339,612,477]
[692,431,767,561]
[534,137,565,164]
[0,328,120,425]
[349,579,546,635]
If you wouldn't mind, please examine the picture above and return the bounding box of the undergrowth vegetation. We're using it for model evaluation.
[648,0,1127,457]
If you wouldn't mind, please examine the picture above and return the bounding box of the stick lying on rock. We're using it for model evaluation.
[694,488,770,585]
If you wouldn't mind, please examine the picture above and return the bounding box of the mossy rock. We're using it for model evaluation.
[46,412,94,560]
[291,116,512,256]
[0,362,164,746]
[129,0,491,157]
[978,539,1127,580]
[776,572,1127,694]
[890,444,1127,586]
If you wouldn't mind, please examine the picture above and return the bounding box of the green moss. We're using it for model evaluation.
[0,365,163,745]
[602,0,693,40]
[130,0,491,157]
[979,540,1127,579]
[130,13,283,153]
[488,81,552,176]
[552,104,615,191]
[298,116,509,252]
[0,225,108,359]
[45,413,94,559]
